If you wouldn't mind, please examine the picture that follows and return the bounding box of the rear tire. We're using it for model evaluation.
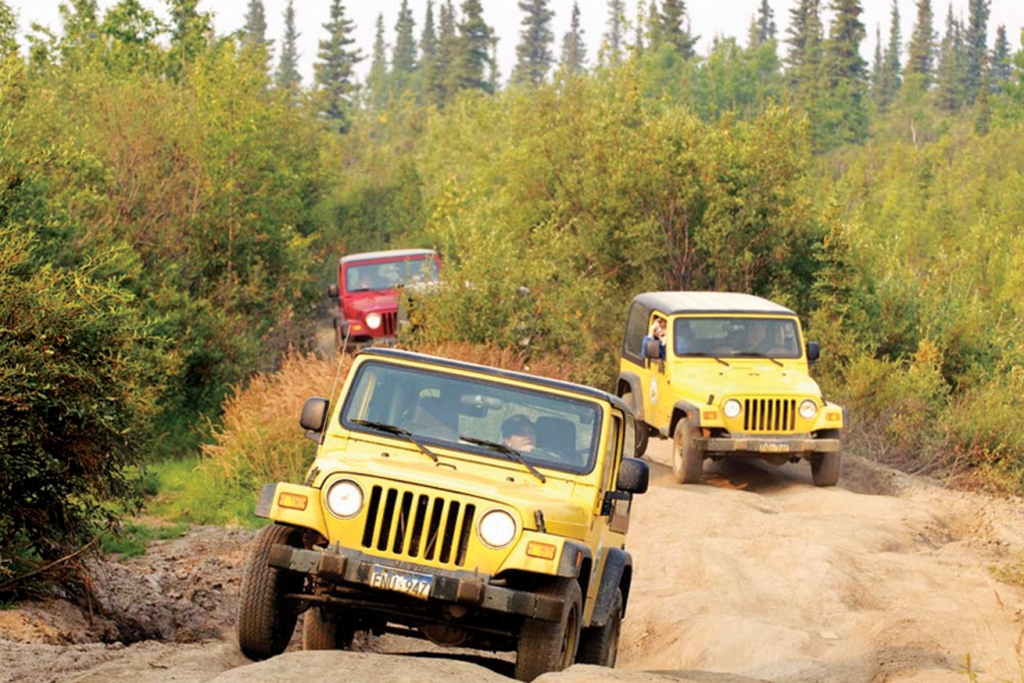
[302,605,356,651]
[672,419,703,484]
[621,392,648,457]
[514,578,583,682]
[237,524,305,660]
[577,587,622,667]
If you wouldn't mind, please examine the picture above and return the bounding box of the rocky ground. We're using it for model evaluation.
[3,439,1024,683]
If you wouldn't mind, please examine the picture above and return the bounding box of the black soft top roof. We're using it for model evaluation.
[632,291,796,316]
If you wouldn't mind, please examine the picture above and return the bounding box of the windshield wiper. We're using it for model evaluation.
[459,435,546,483]
[680,351,731,367]
[738,352,784,368]
[351,419,438,462]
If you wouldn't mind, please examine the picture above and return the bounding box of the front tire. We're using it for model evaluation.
[810,430,842,487]
[577,587,622,667]
[672,419,703,484]
[302,605,356,651]
[621,391,648,457]
[515,578,583,682]
[237,524,305,660]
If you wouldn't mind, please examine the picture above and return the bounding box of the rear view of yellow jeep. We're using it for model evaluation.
[237,348,649,681]
[617,292,845,486]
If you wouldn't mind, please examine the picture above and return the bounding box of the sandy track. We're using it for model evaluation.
[3,439,1024,683]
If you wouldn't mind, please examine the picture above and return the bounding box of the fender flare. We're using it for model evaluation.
[666,400,703,439]
[589,547,633,627]
[616,372,645,423]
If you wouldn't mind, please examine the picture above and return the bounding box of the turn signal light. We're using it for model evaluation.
[702,410,718,421]
[278,492,308,511]
[826,411,841,422]
[526,542,556,560]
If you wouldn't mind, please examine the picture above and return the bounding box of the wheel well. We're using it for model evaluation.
[620,564,633,615]
[668,408,690,438]
[578,557,592,603]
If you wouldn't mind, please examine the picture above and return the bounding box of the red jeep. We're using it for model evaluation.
[327,248,441,351]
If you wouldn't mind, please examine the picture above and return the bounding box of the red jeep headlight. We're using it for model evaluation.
[365,312,382,330]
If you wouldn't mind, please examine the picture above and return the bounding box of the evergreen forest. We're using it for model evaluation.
[1,0,1023,589]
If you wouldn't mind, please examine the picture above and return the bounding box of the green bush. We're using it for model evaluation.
[0,226,166,589]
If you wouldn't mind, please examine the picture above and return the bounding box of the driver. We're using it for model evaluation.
[501,414,535,453]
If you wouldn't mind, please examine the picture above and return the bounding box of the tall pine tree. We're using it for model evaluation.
[990,25,1011,91]
[821,0,869,145]
[392,0,418,98]
[559,1,588,75]
[366,13,389,108]
[657,0,697,58]
[242,0,273,74]
[314,0,363,131]
[905,0,935,90]
[512,0,555,86]
[749,0,777,48]
[934,5,965,111]
[874,0,902,111]
[275,0,301,92]
[603,0,626,66]
[963,0,990,103]
[457,0,495,94]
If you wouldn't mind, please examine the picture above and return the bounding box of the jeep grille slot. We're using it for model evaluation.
[361,485,476,567]
[742,398,796,432]
[381,311,397,336]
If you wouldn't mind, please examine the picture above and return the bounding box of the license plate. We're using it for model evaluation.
[369,565,433,600]
[758,442,791,453]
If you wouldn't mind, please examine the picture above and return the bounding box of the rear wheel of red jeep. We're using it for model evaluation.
[515,578,582,682]
[237,524,305,660]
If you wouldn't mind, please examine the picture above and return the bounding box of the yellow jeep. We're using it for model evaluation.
[617,292,845,486]
[237,348,649,681]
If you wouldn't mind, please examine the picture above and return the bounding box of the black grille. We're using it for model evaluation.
[381,311,397,336]
[361,486,476,567]
[742,398,796,432]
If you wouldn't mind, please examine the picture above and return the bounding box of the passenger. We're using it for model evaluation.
[501,414,536,453]
[746,320,769,353]
[649,316,667,359]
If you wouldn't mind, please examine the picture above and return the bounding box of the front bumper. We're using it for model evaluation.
[698,436,841,456]
[268,543,564,622]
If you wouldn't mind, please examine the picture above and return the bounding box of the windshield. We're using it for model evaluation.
[344,257,440,293]
[340,361,601,474]
[674,316,802,359]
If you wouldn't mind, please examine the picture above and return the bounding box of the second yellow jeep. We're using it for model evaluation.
[617,292,845,486]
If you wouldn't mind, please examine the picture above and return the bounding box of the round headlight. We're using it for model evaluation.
[478,509,517,549]
[799,399,819,420]
[325,479,364,519]
[365,312,382,330]
[723,399,742,418]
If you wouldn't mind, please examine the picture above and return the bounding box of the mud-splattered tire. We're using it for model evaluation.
[672,419,703,484]
[302,605,355,651]
[621,392,648,457]
[577,587,622,667]
[514,578,583,682]
[237,524,305,660]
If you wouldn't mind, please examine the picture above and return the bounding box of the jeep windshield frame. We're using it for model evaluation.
[343,256,440,294]
[339,359,602,474]
[674,316,803,360]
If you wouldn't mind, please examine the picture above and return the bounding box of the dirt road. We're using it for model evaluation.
[4,439,1024,683]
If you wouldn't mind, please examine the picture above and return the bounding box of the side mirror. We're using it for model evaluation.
[806,341,820,363]
[300,397,329,440]
[643,337,662,360]
[327,284,339,298]
[616,457,649,494]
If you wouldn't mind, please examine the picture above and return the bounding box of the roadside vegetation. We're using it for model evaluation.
[1,0,1022,597]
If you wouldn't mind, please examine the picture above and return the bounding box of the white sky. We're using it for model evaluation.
[7,1,1022,87]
